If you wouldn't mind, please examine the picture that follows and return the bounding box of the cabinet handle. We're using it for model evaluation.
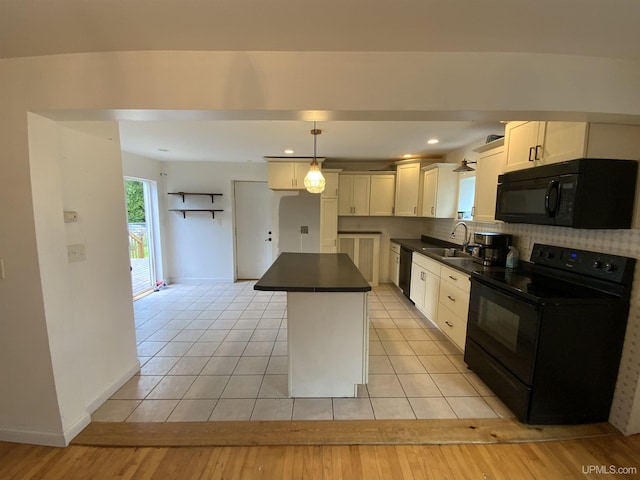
[447,295,456,302]
[445,321,454,328]
[413,206,417,214]
[420,271,425,281]
[535,145,542,160]
[448,275,458,281]
[528,147,535,162]
[431,206,435,214]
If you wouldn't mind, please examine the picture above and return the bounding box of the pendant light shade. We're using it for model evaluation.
[453,159,477,172]
[304,122,325,194]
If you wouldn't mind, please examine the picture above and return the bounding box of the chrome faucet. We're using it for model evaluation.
[450,221,470,251]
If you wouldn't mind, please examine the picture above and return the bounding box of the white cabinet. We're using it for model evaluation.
[339,175,371,216]
[321,172,340,199]
[338,233,380,286]
[410,252,441,322]
[369,174,396,216]
[436,265,470,351]
[394,162,421,216]
[267,161,311,190]
[320,198,338,253]
[504,122,640,173]
[421,163,458,218]
[472,139,506,222]
[389,242,400,287]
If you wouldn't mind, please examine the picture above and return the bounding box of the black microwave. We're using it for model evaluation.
[495,158,638,229]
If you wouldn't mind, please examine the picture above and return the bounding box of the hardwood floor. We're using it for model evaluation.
[2,434,640,479]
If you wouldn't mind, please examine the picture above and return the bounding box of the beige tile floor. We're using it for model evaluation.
[92,282,514,422]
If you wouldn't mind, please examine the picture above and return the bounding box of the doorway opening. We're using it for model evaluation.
[125,177,157,297]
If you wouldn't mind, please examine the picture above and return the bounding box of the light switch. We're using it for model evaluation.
[300,225,309,234]
[67,244,86,263]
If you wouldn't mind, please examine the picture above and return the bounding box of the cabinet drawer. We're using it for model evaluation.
[412,252,441,275]
[390,242,401,255]
[438,281,470,320]
[437,304,466,351]
[440,265,470,293]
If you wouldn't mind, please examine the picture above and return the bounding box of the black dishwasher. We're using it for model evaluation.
[399,246,412,300]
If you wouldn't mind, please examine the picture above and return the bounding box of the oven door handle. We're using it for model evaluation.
[544,180,560,218]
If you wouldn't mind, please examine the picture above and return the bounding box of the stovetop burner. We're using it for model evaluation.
[472,243,635,304]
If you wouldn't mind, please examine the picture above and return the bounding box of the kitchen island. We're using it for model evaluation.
[254,253,371,397]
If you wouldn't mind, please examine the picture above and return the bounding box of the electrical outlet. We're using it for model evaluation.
[67,244,86,263]
[63,211,78,223]
[300,225,309,234]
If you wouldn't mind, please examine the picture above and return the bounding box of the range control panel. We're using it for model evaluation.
[530,243,635,285]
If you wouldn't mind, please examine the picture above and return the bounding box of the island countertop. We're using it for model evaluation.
[254,253,372,292]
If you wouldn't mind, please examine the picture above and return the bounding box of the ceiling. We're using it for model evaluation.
[117,120,504,163]
[6,0,638,163]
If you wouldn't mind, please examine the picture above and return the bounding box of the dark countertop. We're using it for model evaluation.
[254,253,372,292]
[390,235,501,276]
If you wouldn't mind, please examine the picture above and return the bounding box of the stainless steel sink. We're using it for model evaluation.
[421,247,470,259]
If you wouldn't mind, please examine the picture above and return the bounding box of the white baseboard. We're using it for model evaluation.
[0,361,140,447]
[0,425,68,447]
[85,361,140,414]
[168,277,235,284]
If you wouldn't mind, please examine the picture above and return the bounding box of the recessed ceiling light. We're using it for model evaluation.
[284,149,294,155]
[403,154,413,158]
[158,148,169,152]
[427,139,439,145]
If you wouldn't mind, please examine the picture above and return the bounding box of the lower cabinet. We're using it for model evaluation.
[409,253,471,351]
[409,253,441,322]
[436,265,470,351]
[338,233,381,286]
[389,242,400,286]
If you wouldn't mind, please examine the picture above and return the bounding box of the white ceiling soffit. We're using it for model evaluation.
[117,120,504,163]
[2,0,640,60]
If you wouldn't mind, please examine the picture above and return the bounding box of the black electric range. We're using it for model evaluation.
[465,243,635,424]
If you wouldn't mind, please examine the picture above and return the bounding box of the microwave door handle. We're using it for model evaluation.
[544,180,560,217]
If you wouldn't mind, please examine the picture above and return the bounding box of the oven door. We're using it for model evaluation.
[495,174,571,226]
[466,277,540,385]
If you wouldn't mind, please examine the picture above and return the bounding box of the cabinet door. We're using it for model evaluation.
[504,121,543,171]
[293,162,310,189]
[338,175,354,215]
[338,236,356,261]
[357,237,375,283]
[321,172,340,199]
[473,146,505,222]
[389,250,400,286]
[320,198,338,253]
[540,122,588,165]
[410,264,426,308]
[352,175,371,215]
[394,163,420,216]
[370,175,395,216]
[421,169,438,217]
[267,162,296,189]
[423,270,440,322]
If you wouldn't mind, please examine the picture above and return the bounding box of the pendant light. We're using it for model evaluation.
[304,122,326,194]
[453,159,477,172]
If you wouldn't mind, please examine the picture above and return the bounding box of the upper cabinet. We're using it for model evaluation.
[267,159,325,190]
[472,139,506,223]
[504,122,640,172]
[339,174,371,216]
[321,171,340,199]
[421,163,458,218]
[369,174,396,216]
[394,162,422,216]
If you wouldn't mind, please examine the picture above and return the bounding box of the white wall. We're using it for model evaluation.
[23,116,138,446]
[2,50,640,443]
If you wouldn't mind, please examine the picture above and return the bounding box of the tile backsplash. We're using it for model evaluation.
[423,217,640,435]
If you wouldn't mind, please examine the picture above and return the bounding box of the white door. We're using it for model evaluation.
[234,181,273,279]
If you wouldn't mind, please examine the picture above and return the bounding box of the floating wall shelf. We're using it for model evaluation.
[169,209,224,219]
[168,192,223,203]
